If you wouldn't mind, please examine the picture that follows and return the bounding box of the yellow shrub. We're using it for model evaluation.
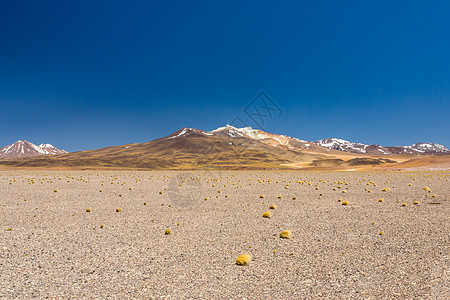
[236,254,251,266]
[262,211,271,218]
[280,230,292,239]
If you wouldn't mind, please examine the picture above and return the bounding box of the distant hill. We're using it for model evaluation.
[0,140,67,158]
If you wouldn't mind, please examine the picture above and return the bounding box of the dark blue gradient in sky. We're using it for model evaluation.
[1,0,449,151]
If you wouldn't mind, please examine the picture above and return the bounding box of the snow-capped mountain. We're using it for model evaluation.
[208,125,450,155]
[316,138,450,155]
[161,125,450,156]
[1,127,448,170]
[401,143,449,154]
[164,127,213,140]
[316,138,386,154]
[0,140,67,158]
[210,124,319,151]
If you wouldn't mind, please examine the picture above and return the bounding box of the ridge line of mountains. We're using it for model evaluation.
[0,125,448,170]
[1,125,448,158]
[0,140,67,158]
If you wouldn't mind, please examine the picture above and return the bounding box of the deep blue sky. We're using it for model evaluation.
[1,0,449,151]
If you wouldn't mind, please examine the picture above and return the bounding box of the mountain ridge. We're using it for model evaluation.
[0,126,448,170]
[0,140,67,158]
[0,128,313,170]
[315,137,449,155]
[210,125,450,155]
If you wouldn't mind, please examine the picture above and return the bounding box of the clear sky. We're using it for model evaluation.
[1,0,449,152]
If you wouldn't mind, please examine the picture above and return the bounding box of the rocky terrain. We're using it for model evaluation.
[1,170,448,298]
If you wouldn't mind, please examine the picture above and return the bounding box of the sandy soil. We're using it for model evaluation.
[1,171,449,299]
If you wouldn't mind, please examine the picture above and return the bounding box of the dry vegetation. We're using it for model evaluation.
[0,170,448,298]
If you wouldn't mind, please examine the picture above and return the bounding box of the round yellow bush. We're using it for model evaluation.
[236,254,251,266]
[262,211,271,218]
[280,230,292,239]
[342,201,349,205]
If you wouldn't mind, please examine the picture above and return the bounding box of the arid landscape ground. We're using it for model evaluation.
[1,170,448,299]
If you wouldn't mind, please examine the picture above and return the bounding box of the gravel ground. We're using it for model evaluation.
[0,171,449,299]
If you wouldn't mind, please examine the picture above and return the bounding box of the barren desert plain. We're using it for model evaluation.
[0,170,448,299]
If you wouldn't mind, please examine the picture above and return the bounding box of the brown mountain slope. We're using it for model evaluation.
[0,128,326,170]
[2,127,446,171]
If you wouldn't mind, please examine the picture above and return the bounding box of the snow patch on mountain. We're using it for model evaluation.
[211,124,307,147]
[316,138,450,155]
[164,125,449,155]
[165,128,213,140]
[0,140,67,158]
[316,138,369,153]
